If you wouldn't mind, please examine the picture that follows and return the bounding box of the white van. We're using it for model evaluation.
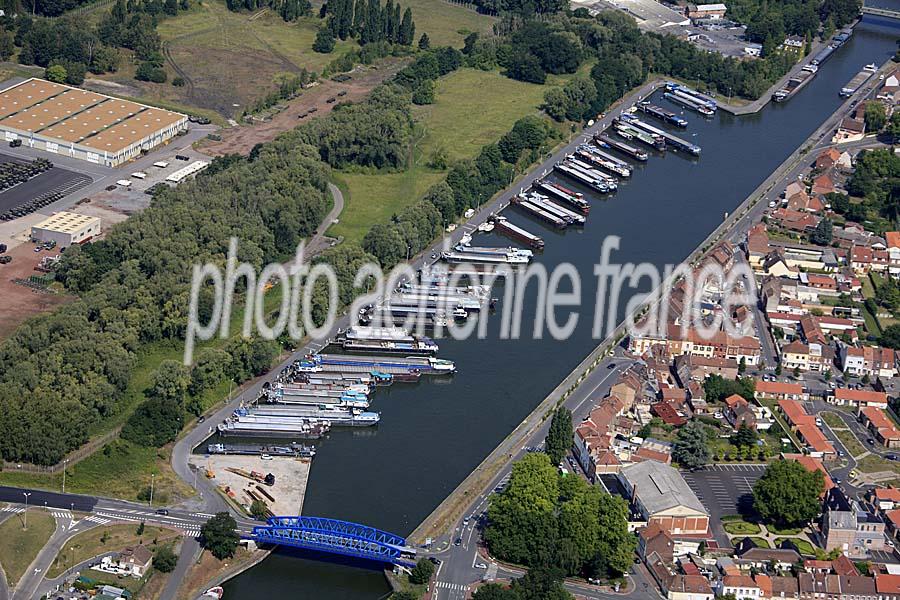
[131,172,147,180]
[153,161,170,168]
[116,179,132,187]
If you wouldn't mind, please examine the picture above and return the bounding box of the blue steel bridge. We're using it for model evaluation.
[250,516,418,567]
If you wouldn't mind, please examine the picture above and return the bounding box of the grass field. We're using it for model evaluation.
[821,412,846,428]
[0,509,56,586]
[48,524,180,578]
[857,454,900,475]
[393,0,493,47]
[330,68,559,243]
[835,428,866,457]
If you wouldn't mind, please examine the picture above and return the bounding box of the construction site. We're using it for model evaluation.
[194,454,311,517]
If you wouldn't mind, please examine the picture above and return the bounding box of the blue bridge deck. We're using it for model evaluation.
[250,516,417,567]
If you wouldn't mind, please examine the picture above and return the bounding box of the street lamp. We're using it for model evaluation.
[62,458,68,494]
[22,492,31,530]
[149,474,155,507]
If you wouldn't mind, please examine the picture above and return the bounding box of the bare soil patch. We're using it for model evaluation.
[0,243,72,340]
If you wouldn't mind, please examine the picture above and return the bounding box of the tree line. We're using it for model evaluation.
[0,140,330,465]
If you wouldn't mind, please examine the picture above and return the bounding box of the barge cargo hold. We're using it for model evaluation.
[207,442,316,458]
[451,246,533,260]
[574,145,632,177]
[840,64,877,96]
[232,408,381,427]
[267,382,370,399]
[635,101,688,127]
[553,161,609,194]
[510,194,573,228]
[297,353,456,375]
[266,389,370,409]
[810,44,836,66]
[393,292,484,312]
[773,67,816,102]
[535,179,590,213]
[490,215,545,249]
[519,192,586,225]
[217,419,331,438]
[620,114,701,156]
[662,91,715,116]
[594,134,648,161]
[299,371,393,386]
[566,157,618,189]
[441,250,529,264]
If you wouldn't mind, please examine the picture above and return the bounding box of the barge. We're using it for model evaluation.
[620,114,700,156]
[594,134,648,161]
[773,67,816,102]
[490,215,545,249]
[611,119,666,151]
[573,145,632,177]
[207,442,316,458]
[663,90,715,116]
[636,101,688,127]
[519,192,586,225]
[553,161,610,193]
[534,179,590,213]
[217,418,331,438]
[840,64,877,97]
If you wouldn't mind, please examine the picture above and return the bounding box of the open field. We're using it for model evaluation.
[0,509,56,586]
[398,0,493,46]
[330,68,556,243]
[857,454,900,476]
[48,524,181,578]
[834,428,866,457]
[0,440,195,505]
[0,242,73,341]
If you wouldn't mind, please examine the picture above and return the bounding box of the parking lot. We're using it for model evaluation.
[0,161,91,215]
[682,464,767,518]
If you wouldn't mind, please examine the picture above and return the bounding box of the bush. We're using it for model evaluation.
[172,76,185,87]
[409,558,435,584]
[136,62,168,83]
[153,546,178,573]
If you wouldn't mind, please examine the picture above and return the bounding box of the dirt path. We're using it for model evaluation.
[198,60,406,156]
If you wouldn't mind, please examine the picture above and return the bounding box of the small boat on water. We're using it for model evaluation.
[477,221,494,232]
[202,587,224,599]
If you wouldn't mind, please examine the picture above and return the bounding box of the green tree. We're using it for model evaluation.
[45,63,67,83]
[249,499,268,520]
[545,407,573,467]
[472,584,518,599]
[411,79,434,105]
[753,460,825,527]
[200,513,240,560]
[313,27,335,53]
[738,356,747,375]
[398,7,414,45]
[672,420,710,470]
[409,558,435,584]
[810,218,833,246]
[137,521,145,536]
[703,374,755,403]
[153,546,178,573]
[150,360,190,403]
[731,424,758,449]
[391,592,420,600]
[793,366,801,378]
[418,32,430,50]
[865,102,887,132]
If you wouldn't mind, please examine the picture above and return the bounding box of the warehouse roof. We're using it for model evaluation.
[0,78,185,155]
[621,461,707,515]
[33,211,100,233]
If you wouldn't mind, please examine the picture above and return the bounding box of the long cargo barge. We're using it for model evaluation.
[234,407,381,427]
[663,90,715,116]
[594,134,648,161]
[441,250,528,264]
[511,194,573,228]
[574,145,631,177]
[636,101,688,127]
[299,371,393,386]
[566,158,618,190]
[664,82,717,111]
[811,44,835,67]
[450,246,532,260]
[612,120,666,151]
[535,179,590,213]
[553,161,610,193]
[268,383,369,399]
[840,64,876,97]
[620,114,700,156]
[490,215,544,249]
[520,192,586,225]
[217,418,331,438]
[207,442,317,458]
[773,67,816,102]
[394,292,484,312]
[266,389,370,409]
[297,353,456,375]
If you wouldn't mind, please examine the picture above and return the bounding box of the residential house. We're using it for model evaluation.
[812,174,835,196]
[638,523,676,563]
[720,574,761,600]
[840,346,899,378]
[754,381,808,402]
[780,341,833,373]
[859,407,900,449]
[874,573,900,600]
[725,394,758,430]
[833,118,865,143]
[868,487,900,512]
[816,148,842,171]
[769,576,800,599]
[831,388,889,409]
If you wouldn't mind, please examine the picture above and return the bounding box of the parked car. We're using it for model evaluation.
[0,243,6,254]
[9,138,21,147]
[454,538,461,546]
[0,255,11,264]
[105,184,117,191]
[867,438,876,445]
[176,154,190,161]
[156,509,169,515]
[886,454,898,461]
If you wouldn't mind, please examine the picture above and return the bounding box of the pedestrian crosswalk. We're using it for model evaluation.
[84,515,111,525]
[0,506,24,514]
[51,510,72,520]
[435,581,468,592]
[182,527,201,537]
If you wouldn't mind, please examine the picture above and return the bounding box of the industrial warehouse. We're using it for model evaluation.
[0,78,187,167]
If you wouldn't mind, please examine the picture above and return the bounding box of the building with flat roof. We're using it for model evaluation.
[0,78,187,167]
[31,211,100,246]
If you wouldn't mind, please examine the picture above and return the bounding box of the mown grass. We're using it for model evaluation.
[723,520,761,535]
[330,68,561,243]
[399,0,494,47]
[774,537,815,555]
[48,524,180,578]
[857,454,900,475]
[821,411,846,428]
[834,428,866,458]
[0,509,56,586]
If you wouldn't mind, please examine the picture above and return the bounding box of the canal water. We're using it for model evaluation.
[223,17,900,599]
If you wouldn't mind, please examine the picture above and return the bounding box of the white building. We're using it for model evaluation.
[31,211,100,247]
